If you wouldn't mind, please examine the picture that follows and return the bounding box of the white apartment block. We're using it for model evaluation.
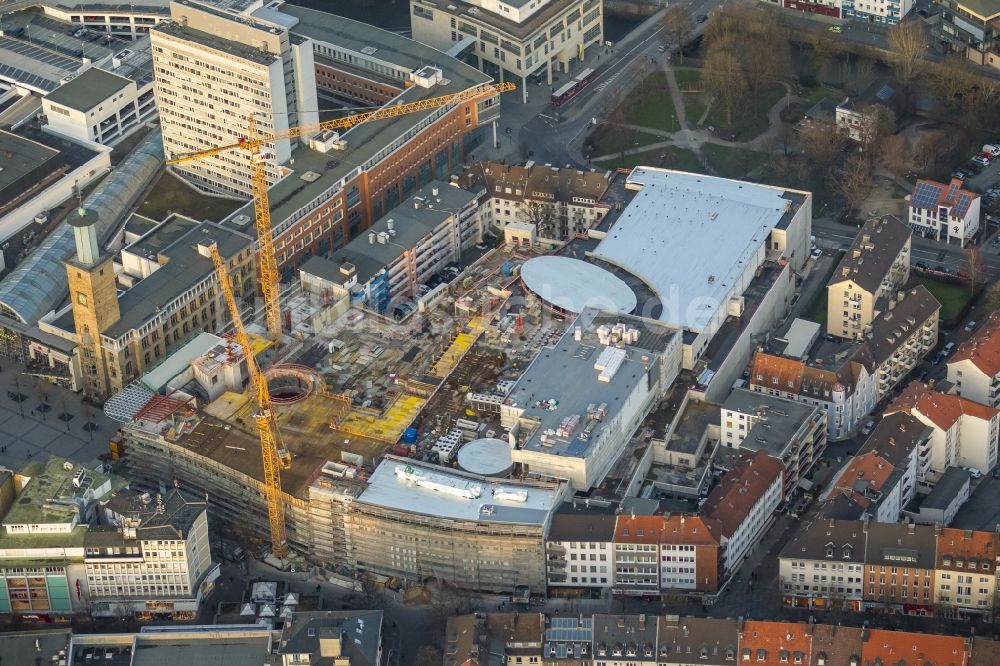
[826,215,911,341]
[779,520,867,610]
[909,178,981,245]
[151,0,319,195]
[889,383,1000,478]
[42,44,157,147]
[949,313,1000,408]
[750,352,878,441]
[721,388,828,498]
[842,0,913,24]
[86,489,215,618]
[545,503,616,590]
[410,0,603,94]
[703,451,784,575]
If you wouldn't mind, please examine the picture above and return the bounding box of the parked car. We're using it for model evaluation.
[952,169,969,180]
[915,261,928,270]
[965,320,977,332]
[973,155,992,167]
[963,466,983,479]
[810,248,823,259]
[983,143,1000,158]
[861,420,876,436]
[828,25,842,32]
[942,341,956,357]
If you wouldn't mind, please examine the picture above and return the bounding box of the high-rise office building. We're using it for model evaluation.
[151,0,319,196]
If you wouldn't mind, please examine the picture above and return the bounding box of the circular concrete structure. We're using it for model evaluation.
[457,438,514,477]
[264,364,327,405]
[520,256,636,315]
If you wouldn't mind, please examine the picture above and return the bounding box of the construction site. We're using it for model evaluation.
[112,236,565,562]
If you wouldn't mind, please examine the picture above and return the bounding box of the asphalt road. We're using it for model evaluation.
[813,216,1000,279]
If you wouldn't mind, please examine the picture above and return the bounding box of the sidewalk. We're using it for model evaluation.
[0,364,113,471]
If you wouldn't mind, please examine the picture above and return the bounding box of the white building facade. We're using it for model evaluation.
[150,0,318,195]
[841,0,913,24]
[908,178,981,245]
[410,0,603,91]
[43,61,157,147]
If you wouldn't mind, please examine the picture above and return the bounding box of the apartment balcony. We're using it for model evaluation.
[615,556,657,565]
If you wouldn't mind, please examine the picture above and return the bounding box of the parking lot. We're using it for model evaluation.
[950,474,1000,531]
[960,144,1000,195]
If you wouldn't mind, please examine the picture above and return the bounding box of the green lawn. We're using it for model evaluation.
[702,144,767,179]
[916,276,973,324]
[586,126,668,159]
[623,71,676,131]
[673,69,701,89]
[802,84,843,103]
[705,82,787,142]
[137,171,243,222]
[683,93,708,126]
[594,146,703,172]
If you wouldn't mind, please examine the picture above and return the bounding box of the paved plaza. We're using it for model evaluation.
[0,365,115,471]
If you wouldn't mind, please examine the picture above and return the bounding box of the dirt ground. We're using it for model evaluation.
[860,175,907,220]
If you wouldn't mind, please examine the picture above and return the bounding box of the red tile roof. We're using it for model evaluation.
[952,311,1000,378]
[862,629,968,666]
[702,450,784,538]
[936,527,999,571]
[911,177,978,219]
[740,621,813,666]
[614,514,721,546]
[830,451,896,507]
[889,382,998,430]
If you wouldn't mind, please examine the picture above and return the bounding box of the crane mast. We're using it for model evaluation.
[207,241,288,559]
[167,82,515,344]
[169,83,515,557]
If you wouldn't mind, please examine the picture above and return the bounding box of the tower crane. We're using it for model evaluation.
[167,82,516,344]
[205,240,289,559]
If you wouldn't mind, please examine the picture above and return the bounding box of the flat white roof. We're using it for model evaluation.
[593,168,794,330]
[141,332,224,391]
[457,438,513,476]
[357,458,561,525]
[782,318,821,359]
[520,256,636,314]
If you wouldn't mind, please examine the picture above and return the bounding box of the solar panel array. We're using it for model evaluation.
[954,192,974,217]
[0,37,79,72]
[911,182,941,210]
[546,616,593,641]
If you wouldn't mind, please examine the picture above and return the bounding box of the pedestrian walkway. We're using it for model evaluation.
[0,364,114,471]
[590,72,804,167]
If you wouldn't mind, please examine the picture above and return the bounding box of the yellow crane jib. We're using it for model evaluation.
[166,82,515,346]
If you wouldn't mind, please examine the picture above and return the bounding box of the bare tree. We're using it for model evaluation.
[965,246,984,293]
[886,21,926,86]
[809,30,840,78]
[983,280,1000,315]
[701,45,747,125]
[413,646,442,666]
[933,56,975,107]
[857,104,896,155]
[883,134,911,176]
[360,576,386,609]
[835,154,875,218]
[799,119,845,171]
[662,5,694,64]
